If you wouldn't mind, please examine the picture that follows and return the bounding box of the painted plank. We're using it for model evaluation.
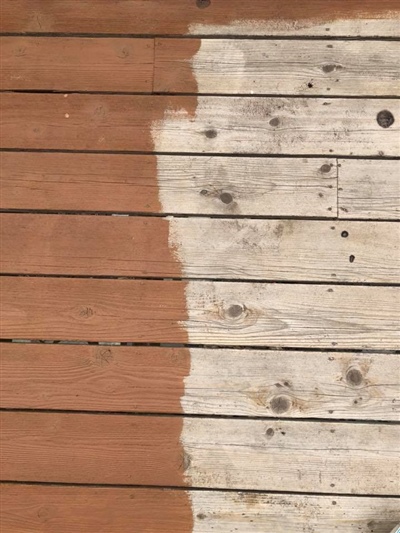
[338,159,400,220]
[2,214,399,283]
[2,485,400,533]
[2,343,399,420]
[2,93,399,156]
[2,411,399,494]
[155,39,400,96]
[1,277,399,349]
[0,37,154,92]
[1,0,399,37]
[0,152,337,216]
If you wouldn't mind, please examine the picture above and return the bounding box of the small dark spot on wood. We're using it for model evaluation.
[270,395,291,414]
[319,192,324,198]
[331,483,335,487]
[331,226,335,230]
[353,399,358,404]
[327,44,333,48]
[346,367,363,387]
[196,0,210,7]
[320,163,331,173]
[266,428,275,437]
[322,64,335,73]
[205,128,217,138]
[327,288,333,292]
[349,255,355,263]
[281,431,286,435]
[330,429,335,433]
[341,231,349,238]
[328,410,334,414]
[200,189,208,196]
[197,512,206,520]
[377,110,395,128]
[220,192,233,204]
[328,357,335,361]
[79,306,94,319]
[269,117,280,127]
[228,304,243,318]
[283,381,290,388]
[307,82,313,88]
[332,501,337,505]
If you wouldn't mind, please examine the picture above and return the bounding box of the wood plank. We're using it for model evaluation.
[0,152,337,216]
[338,159,400,220]
[2,343,399,420]
[2,485,400,533]
[2,411,399,494]
[155,39,400,96]
[1,277,399,349]
[2,214,399,283]
[0,37,154,92]
[2,93,399,156]
[1,0,399,37]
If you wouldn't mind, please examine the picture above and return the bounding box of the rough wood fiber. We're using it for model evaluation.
[0,37,154,92]
[2,484,400,533]
[0,152,337,216]
[2,214,399,283]
[155,39,400,96]
[1,343,399,420]
[1,412,399,494]
[1,277,399,349]
[3,93,398,156]
[338,159,400,220]
[1,0,399,36]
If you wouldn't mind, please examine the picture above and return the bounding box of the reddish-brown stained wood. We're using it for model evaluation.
[0,343,189,413]
[0,37,154,92]
[0,411,188,485]
[1,0,399,35]
[0,484,194,533]
[154,39,201,93]
[0,152,162,213]
[0,93,198,151]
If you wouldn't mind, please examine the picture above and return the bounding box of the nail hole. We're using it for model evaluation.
[320,164,331,173]
[307,82,313,88]
[266,428,275,437]
[377,110,395,128]
[341,231,349,238]
[200,189,208,196]
[349,255,355,263]
[205,129,217,138]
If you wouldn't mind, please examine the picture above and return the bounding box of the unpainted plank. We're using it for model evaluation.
[1,277,399,349]
[155,39,400,96]
[2,93,399,156]
[338,159,400,220]
[1,343,399,420]
[0,37,154,92]
[1,412,399,494]
[2,484,400,533]
[1,0,399,36]
[2,214,399,283]
[0,152,337,216]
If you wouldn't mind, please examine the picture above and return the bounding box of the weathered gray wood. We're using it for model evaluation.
[338,159,400,220]
[155,39,400,96]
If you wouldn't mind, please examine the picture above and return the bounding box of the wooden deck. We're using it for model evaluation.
[1,1,399,531]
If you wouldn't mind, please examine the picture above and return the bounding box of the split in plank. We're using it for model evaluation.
[154,39,400,96]
[2,484,400,533]
[2,277,399,349]
[2,214,399,283]
[1,411,399,494]
[0,37,154,92]
[1,0,399,37]
[338,159,400,220]
[2,343,399,420]
[0,152,337,216]
[2,93,399,156]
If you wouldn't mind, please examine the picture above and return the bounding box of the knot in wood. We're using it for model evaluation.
[270,395,292,414]
[346,367,364,387]
[219,192,233,204]
[227,304,244,318]
[377,110,395,129]
[196,0,211,7]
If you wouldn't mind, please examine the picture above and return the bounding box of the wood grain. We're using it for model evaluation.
[0,152,337,216]
[1,0,399,36]
[155,39,400,96]
[1,412,399,494]
[2,214,399,283]
[338,159,400,220]
[2,343,399,420]
[1,277,399,349]
[2,484,400,533]
[0,37,154,92]
[3,93,398,156]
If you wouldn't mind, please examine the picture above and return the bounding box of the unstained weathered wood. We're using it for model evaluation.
[1,343,398,420]
[155,39,400,96]
[338,159,400,220]
[0,37,154,92]
[1,277,399,349]
[2,214,398,283]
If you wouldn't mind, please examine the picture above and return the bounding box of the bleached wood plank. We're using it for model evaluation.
[0,152,337,216]
[1,277,399,349]
[338,159,400,220]
[155,39,400,96]
[2,93,399,156]
[2,343,399,420]
[2,484,400,533]
[2,214,399,283]
[2,412,399,494]
[0,37,154,92]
